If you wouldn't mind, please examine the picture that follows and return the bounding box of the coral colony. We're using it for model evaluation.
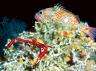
[0,5,96,71]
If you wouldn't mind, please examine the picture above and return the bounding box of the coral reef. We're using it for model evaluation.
[0,21,96,71]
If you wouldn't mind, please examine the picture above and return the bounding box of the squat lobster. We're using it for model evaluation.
[6,37,48,63]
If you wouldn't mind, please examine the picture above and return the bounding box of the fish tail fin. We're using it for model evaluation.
[87,27,96,41]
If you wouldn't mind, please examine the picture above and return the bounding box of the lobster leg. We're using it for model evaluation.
[37,43,48,60]
[6,37,48,62]
[7,38,33,48]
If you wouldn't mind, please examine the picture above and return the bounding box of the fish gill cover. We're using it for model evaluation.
[0,5,96,71]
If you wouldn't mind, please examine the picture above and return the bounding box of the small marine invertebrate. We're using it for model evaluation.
[6,37,48,63]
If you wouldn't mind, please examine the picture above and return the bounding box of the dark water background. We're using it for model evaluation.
[0,0,96,58]
[0,0,96,28]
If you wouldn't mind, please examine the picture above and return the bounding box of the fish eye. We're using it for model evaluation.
[39,11,42,14]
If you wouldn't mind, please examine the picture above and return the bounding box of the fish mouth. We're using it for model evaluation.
[35,14,41,21]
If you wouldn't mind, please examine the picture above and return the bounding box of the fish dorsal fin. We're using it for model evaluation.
[53,3,74,16]
[53,3,64,11]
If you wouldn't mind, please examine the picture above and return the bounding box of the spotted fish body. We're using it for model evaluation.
[35,5,79,27]
[35,5,96,41]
